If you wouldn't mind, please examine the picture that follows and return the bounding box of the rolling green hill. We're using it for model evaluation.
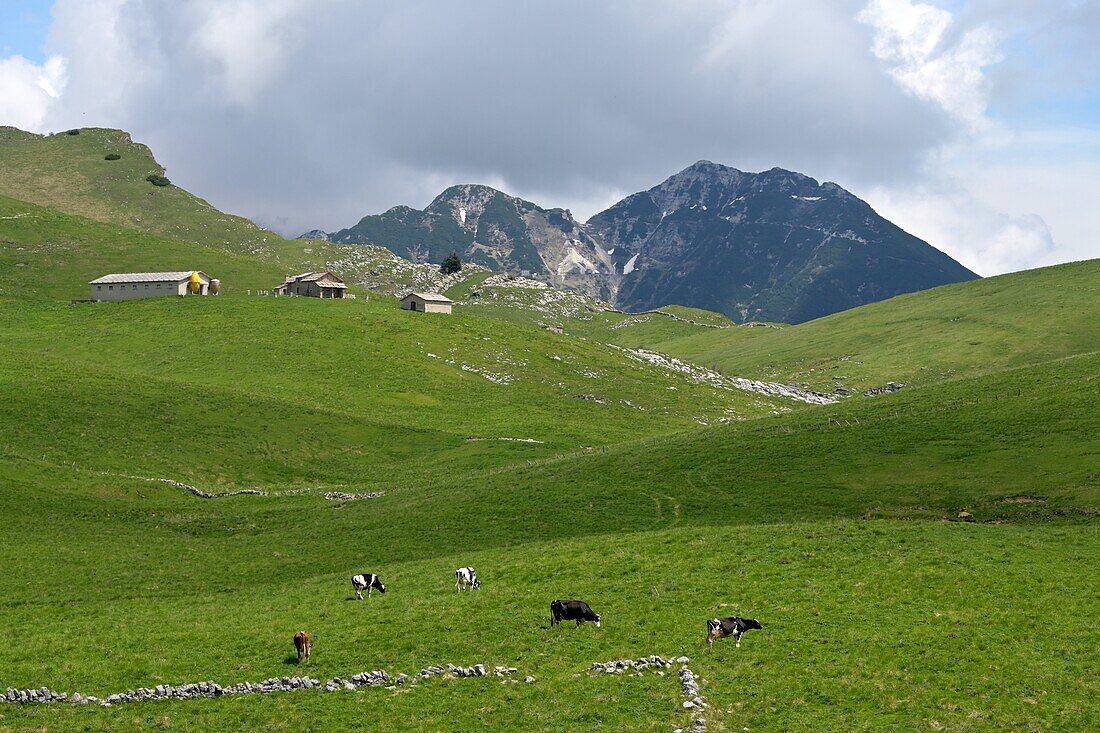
[0,127,494,299]
[0,126,276,252]
[0,311,1095,731]
[0,194,285,299]
[0,295,793,493]
[604,258,1100,394]
[0,127,1097,732]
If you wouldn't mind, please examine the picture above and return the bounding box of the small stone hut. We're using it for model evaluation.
[400,292,453,314]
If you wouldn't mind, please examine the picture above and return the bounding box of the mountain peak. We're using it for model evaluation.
[586,160,978,323]
[324,159,977,324]
[677,159,742,176]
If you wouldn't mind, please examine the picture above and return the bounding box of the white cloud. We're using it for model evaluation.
[858,0,1003,127]
[0,0,1094,277]
[0,55,66,132]
[185,0,311,107]
[867,181,1057,276]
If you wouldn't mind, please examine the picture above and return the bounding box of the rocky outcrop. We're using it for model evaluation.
[325,185,616,300]
[618,347,837,405]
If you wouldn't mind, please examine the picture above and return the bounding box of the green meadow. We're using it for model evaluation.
[0,128,1098,731]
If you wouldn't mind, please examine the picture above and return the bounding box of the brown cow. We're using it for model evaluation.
[294,631,312,664]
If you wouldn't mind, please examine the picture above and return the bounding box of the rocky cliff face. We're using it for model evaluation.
[316,162,978,323]
[588,161,979,323]
[324,185,615,299]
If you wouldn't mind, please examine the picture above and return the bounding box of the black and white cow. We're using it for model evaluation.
[455,567,480,591]
[706,616,762,647]
[550,599,601,628]
[351,573,386,600]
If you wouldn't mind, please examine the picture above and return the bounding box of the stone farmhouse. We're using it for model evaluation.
[274,272,348,298]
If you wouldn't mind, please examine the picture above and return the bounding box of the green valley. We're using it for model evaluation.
[0,126,1096,733]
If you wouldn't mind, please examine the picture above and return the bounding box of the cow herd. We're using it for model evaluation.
[292,567,762,663]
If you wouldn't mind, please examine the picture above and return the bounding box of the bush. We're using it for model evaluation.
[65,129,80,136]
[146,174,171,187]
[104,153,121,161]
[440,252,463,275]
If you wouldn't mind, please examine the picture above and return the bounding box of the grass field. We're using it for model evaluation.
[1,127,1098,731]
[628,259,1100,393]
[0,498,1095,732]
[1,296,1097,730]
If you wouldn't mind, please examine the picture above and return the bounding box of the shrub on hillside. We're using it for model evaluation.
[65,129,80,136]
[105,153,121,161]
[146,174,171,187]
[440,252,463,275]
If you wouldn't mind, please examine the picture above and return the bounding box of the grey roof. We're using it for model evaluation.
[404,292,453,303]
[284,271,347,286]
[89,271,205,284]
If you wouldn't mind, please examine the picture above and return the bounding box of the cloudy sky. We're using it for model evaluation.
[1,0,1097,276]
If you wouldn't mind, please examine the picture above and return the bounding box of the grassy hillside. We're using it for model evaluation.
[0,195,287,299]
[0,127,497,300]
[0,296,791,498]
[461,259,1100,399]
[0,127,276,251]
[0,344,1096,731]
[637,259,1100,393]
[0,126,1097,732]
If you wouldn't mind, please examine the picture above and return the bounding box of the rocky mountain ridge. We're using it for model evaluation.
[306,161,978,323]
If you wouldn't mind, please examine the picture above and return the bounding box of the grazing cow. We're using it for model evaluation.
[550,599,601,628]
[293,631,311,664]
[706,616,763,647]
[351,573,386,600]
[455,567,480,591]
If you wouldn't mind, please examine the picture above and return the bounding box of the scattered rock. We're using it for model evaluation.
[620,348,836,405]
[864,381,903,397]
[2,663,506,708]
[324,491,385,502]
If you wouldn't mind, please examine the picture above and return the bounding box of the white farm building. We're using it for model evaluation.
[89,271,217,301]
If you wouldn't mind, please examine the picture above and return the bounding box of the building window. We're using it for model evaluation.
[156,283,161,288]
[96,285,102,291]
[108,285,114,290]
[145,283,149,289]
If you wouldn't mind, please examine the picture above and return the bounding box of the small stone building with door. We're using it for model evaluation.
[89,271,216,301]
[400,292,453,314]
[274,272,348,298]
